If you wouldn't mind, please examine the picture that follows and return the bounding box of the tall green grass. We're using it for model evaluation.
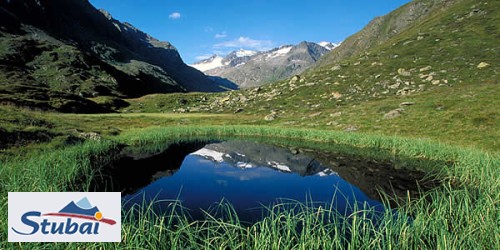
[1,125,498,249]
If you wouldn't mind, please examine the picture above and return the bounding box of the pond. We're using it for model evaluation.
[94,139,432,223]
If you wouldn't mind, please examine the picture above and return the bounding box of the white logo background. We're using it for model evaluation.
[8,192,121,242]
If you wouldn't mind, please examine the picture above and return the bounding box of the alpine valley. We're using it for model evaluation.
[0,0,232,112]
[0,0,498,249]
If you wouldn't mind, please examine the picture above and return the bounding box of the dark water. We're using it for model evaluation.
[112,140,386,222]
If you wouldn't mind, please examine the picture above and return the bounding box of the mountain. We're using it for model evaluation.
[191,140,335,176]
[190,42,339,88]
[191,55,226,72]
[318,41,340,51]
[59,200,99,217]
[0,0,230,112]
[190,49,259,72]
[148,0,498,149]
[314,0,458,68]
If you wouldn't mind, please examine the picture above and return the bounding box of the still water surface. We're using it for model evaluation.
[120,140,385,222]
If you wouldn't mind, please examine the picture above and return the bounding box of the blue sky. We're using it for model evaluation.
[89,0,411,64]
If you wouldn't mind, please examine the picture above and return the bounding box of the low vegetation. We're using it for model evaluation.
[122,0,499,152]
[1,126,499,249]
[0,0,498,248]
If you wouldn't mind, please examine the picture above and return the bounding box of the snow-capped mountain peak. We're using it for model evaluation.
[318,41,340,51]
[190,55,226,71]
[235,49,257,57]
[191,41,340,88]
[266,45,293,59]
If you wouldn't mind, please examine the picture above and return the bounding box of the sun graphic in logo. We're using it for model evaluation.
[94,211,103,221]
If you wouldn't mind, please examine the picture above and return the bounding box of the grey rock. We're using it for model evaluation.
[396,87,413,96]
[331,65,342,71]
[327,121,339,126]
[384,108,405,119]
[330,112,342,117]
[290,75,301,83]
[264,113,278,121]
[309,112,322,118]
[419,66,432,72]
[398,68,411,76]
[477,62,490,69]
[344,125,359,132]
[399,102,415,106]
[78,132,101,141]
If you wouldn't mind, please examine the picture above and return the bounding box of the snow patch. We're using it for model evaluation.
[235,49,257,57]
[267,46,292,59]
[191,148,226,162]
[236,162,254,169]
[190,56,225,71]
[318,41,340,51]
[317,169,337,177]
[113,23,122,32]
[267,161,292,172]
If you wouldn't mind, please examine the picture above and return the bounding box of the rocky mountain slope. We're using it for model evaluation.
[0,0,228,112]
[191,42,339,88]
[126,0,498,150]
[315,0,458,68]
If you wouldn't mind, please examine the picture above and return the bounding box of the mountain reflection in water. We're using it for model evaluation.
[121,140,385,222]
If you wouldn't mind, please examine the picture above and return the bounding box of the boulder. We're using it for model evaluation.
[290,75,300,83]
[477,62,490,69]
[264,113,277,121]
[331,65,342,71]
[309,112,322,118]
[397,68,411,76]
[331,92,343,99]
[344,125,358,132]
[327,121,339,126]
[419,66,432,72]
[330,112,342,118]
[399,102,415,107]
[384,108,405,119]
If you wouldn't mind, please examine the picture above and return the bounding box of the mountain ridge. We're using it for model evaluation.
[315,0,458,68]
[0,0,231,112]
[190,41,339,88]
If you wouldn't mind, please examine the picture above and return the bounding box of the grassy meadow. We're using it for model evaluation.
[0,122,499,249]
[0,0,498,248]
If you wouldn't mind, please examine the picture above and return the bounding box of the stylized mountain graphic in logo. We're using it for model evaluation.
[42,197,116,225]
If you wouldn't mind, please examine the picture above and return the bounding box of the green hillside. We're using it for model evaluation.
[123,0,499,151]
[0,0,499,248]
[315,0,459,67]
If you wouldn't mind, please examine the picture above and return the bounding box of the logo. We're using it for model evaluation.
[8,192,121,242]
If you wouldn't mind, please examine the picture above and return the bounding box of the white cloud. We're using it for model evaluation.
[215,31,228,39]
[195,54,214,60]
[204,26,214,33]
[213,50,227,55]
[168,12,181,19]
[214,36,273,51]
